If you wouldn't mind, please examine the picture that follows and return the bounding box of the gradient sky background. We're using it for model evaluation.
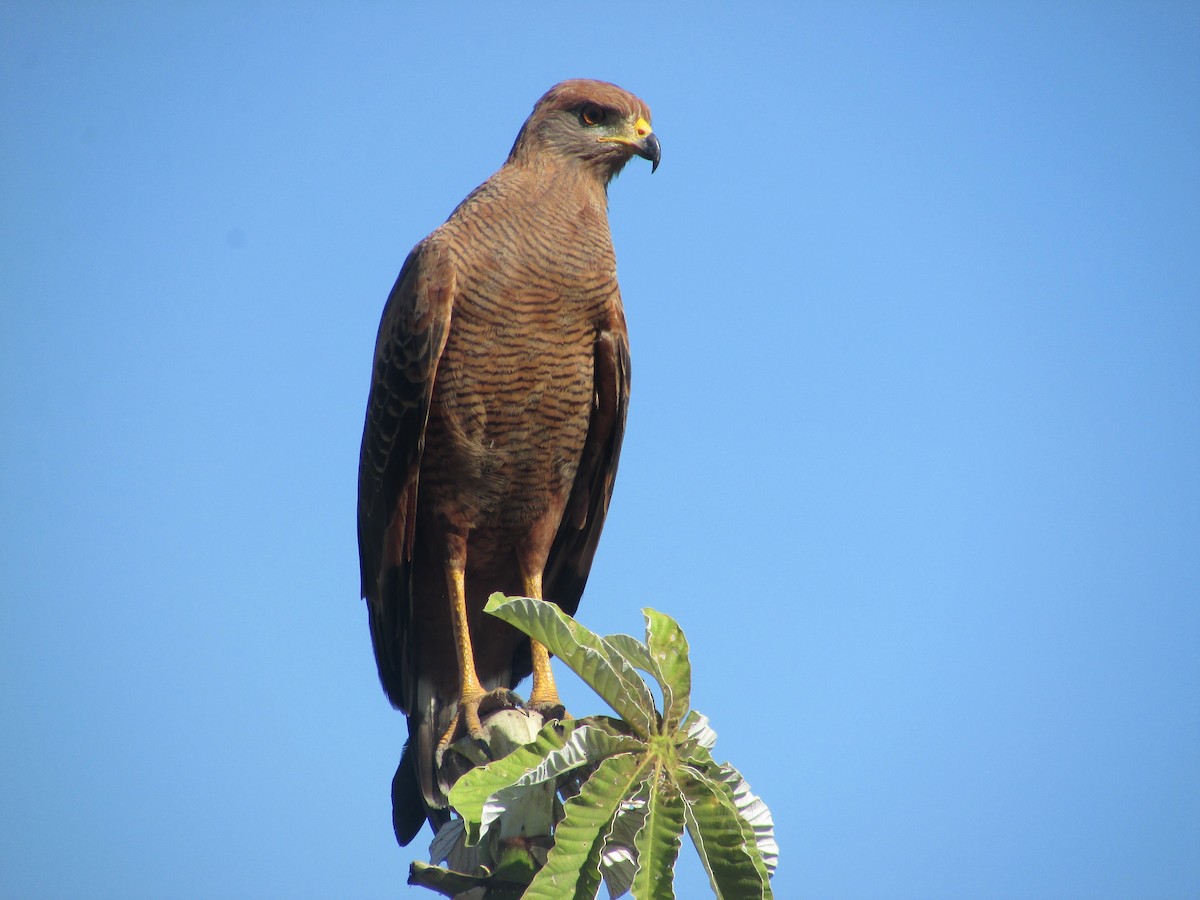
[3,3,1198,898]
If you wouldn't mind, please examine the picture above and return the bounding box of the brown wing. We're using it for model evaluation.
[357,237,455,711]
[542,324,631,621]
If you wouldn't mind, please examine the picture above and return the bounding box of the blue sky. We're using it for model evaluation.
[2,3,1198,898]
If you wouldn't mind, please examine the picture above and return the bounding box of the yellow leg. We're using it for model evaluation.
[441,563,486,746]
[523,571,561,710]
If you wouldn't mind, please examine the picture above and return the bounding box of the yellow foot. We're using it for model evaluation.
[527,697,568,722]
[436,688,525,752]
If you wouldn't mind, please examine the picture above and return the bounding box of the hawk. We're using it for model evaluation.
[357,79,659,845]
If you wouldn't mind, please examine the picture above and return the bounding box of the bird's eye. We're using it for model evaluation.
[580,105,606,127]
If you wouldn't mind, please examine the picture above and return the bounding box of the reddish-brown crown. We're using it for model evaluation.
[530,79,652,125]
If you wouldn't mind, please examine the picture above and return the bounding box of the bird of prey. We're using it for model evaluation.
[357,79,660,845]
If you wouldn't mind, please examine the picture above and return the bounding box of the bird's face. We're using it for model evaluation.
[572,101,661,174]
[510,80,660,181]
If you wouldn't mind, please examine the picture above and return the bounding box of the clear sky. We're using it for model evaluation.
[2,3,1198,898]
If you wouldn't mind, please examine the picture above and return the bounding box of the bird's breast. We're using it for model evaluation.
[416,177,621,532]
[421,281,606,532]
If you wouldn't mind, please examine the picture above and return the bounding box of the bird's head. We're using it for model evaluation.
[508,79,660,182]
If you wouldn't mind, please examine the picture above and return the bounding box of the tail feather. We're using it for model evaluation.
[392,662,514,845]
[392,741,447,846]
[391,675,453,846]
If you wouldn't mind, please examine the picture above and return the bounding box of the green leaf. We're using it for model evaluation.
[642,609,692,731]
[715,763,778,877]
[511,723,644,790]
[407,860,483,897]
[604,633,673,725]
[676,713,719,771]
[630,767,686,900]
[599,784,648,899]
[681,711,717,750]
[523,752,647,900]
[485,595,657,737]
[448,718,574,843]
[407,861,524,899]
[679,765,773,900]
[427,818,466,867]
[480,724,646,840]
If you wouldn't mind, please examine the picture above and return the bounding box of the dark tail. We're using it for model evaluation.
[391,674,455,846]
[391,739,448,846]
[391,660,515,846]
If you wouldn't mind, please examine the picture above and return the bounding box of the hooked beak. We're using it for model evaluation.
[629,116,660,173]
[636,131,662,173]
[600,115,661,172]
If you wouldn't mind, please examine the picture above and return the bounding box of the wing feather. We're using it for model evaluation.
[543,323,631,619]
[357,237,455,711]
